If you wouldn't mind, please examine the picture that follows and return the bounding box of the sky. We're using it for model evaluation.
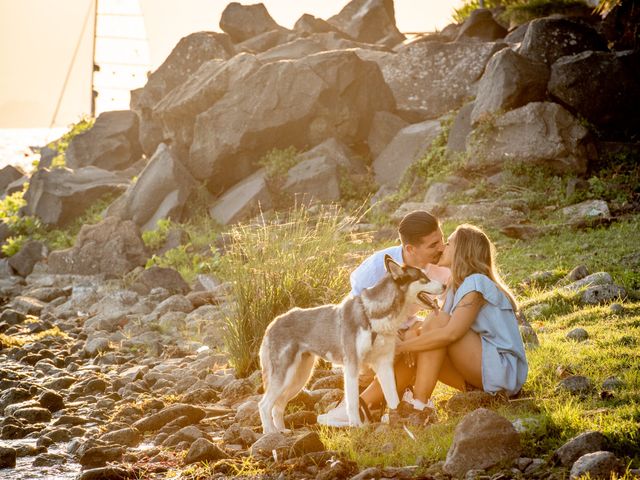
[0,0,464,128]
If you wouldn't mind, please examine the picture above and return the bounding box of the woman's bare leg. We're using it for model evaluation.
[447,328,483,390]
[360,358,415,409]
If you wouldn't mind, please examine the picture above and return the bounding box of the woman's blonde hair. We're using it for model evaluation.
[450,224,518,311]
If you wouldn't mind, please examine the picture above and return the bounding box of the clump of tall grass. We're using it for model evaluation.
[217,204,361,377]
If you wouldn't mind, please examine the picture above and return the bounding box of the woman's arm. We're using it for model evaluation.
[396,292,485,353]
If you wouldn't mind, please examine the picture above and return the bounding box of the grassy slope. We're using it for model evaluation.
[320,214,640,475]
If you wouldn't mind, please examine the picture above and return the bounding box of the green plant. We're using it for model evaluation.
[142,218,174,251]
[46,116,95,169]
[258,146,300,182]
[1,235,26,257]
[217,204,362,377]
[145,244,219,284]
[453,0,592,25]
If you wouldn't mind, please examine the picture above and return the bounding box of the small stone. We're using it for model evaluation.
[566,328,589,342]
[602,377,624,391]
[558,376,592,395]
[524,458,545,475]
[570,451,623,479]
[554,431,607,466]
[183,437,227,465]
[0,446,17,468]
[581,284,626,305]
[609,303,624,314]
[566,265,589,282]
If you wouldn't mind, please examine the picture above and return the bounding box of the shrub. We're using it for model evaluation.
[258,147,301,207]
[145,244,219,284]
[453,0,592,25]
[217,204,360,377]
[142,218,174,251]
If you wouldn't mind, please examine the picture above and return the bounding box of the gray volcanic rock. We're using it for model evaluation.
[155,54,263,159]
[0,446,16,468]
[554,431,608,466]
[373,119,442,186]
[132,404,206,432]
[48,216,148,276]
[131,32,235,155]
[471,48,549,125]
[519,17,607,65]
[549,50,640,135]
[132,266,189,295]
[455,9,507,42]
[327,0,405,46]
[65,111,142,171]
[117,144,198,231]
[22,167,128,227]
[219,2,283,43]
[467,102,590,174]
[570,451,623,480]
[8,241,46,277]
[235,29,295,54]
[283,155,341,203]
[294,14,343,36]
[443,408,521,477]
[0,165,25,194]
[209,169,272,226]
[446,102,474,154]
[368,111,408,158]
[380,41,506,118]
[189,50,394,192]
[183,437,227,465]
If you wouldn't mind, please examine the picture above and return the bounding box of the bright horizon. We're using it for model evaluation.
[0,0,465,128]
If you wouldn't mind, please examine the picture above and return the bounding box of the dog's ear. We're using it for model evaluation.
[384,254,404,280]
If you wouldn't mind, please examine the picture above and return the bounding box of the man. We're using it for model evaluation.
[317,210,447,426]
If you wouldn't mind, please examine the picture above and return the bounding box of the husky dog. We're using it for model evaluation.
[258,255,445,433]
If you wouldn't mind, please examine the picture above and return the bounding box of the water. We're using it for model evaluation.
[0,128,66,173]
[2,439,80,480]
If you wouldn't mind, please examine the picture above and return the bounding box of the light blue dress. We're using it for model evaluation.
[443,273,528,396]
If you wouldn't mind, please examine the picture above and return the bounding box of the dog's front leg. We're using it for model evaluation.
[373,355,400,410]
[343,360,361,426]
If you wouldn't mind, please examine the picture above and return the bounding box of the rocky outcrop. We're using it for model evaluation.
[327,0,405,46]
[373,120,441,186]
[22,167,129,227]
[467,102,590,174]
[188,50,394,192]
[519,18,607,65]
[471,48,549,125]
[65,111,142,171]
[114,144,199,232]
[368,111,408,158]
[380,41,506,118]
[219,2,283,43]
[7,241,46,277]
[130,32,235,155]
[549,50,640,136]
[293,14,343,36]
[155,54,263,159]
[47,217,148,276]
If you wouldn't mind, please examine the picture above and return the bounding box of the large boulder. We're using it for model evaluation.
[327,0,405,47]
[65,111,142,171]
[235,29,295,55]
[47,217,148,276]
[0,165,25,194]
[188,50,395,193]
[373,120,442,186]
[467,102,590,174]
[519,18,607,65]
[443,408,521,477]
[293,14,343,36]
[455,9,507,42]
[219,2,283,43]
[154,54,263,159]
[209,169,272,226]
[7,241,46,277]
[380,41,506,119]
[114,144,198,232]
[553,431,608,467]
[549,50,640,136]
[446,102,474,154]
[22,167,129,227]
[368,111,408,158]
[131,32,235,155]
[471,48,549,125]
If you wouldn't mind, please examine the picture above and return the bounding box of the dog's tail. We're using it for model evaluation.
[259,332,272,392]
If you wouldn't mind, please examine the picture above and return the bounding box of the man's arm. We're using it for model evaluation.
[396,292,484,353]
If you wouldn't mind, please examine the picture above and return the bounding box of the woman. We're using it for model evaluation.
[318,224,528,426]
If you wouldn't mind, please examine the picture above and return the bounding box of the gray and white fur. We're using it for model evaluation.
[258,255,444,433]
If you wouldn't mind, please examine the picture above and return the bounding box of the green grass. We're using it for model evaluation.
[216,204,368,377]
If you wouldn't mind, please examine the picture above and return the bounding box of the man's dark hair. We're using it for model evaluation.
[398,210,439,245]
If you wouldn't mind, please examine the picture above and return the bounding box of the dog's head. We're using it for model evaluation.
[384,254,445,309]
